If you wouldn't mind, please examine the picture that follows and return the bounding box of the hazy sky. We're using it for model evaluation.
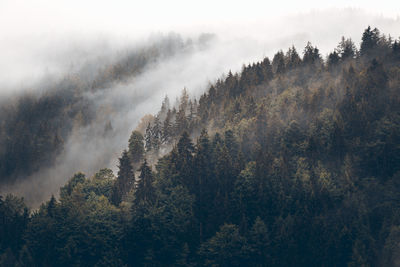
[1,0,399,87]
[1,0,400,37]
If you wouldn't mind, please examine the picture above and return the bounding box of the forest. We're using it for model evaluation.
[1,26,400,266]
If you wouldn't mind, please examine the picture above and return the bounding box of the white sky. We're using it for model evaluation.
[1,0,399,37]
[1,0,400,90]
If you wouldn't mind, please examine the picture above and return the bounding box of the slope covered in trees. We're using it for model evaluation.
[1,27,400,266]
[0,33,208,185]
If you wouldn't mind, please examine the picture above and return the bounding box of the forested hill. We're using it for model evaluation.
[1,26,400,266]
[0,33,209,186]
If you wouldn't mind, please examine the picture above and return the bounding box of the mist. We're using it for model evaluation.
[1,7,400,207]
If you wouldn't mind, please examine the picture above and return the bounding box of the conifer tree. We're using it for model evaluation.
[261,57,274,81]
[152,116,162,152]
[112,150,134,205]
[285,45,302,69]
[128,130,145,166]
[272,50,286,74]
[145,123,153,152]
[336,37,357,60]
[162,109,173,144]
[135,159,155,204]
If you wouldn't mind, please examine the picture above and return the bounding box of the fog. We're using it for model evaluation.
[1,6,400,207]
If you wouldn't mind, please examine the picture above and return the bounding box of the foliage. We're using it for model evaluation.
[1,27,400,266]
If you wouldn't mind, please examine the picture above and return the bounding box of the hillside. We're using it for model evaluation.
[0,33,211,186]
[1,26,400,266]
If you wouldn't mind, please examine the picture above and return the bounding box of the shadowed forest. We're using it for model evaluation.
[1,27,400,266]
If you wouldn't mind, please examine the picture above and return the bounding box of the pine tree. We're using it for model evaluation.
[128,130,145,166]
[135,159,155,204]
[47,195,57,218]
[112,150,135,205]
[272,50,286,74]
[193,129,215,241]
[175,107,188,137]
[327,51,340,70]
[158,95,170,121]
[152,116,162,152]
[285,45,302,69]
[303,42,322,66]
[336,37,357,60]
[145,123,153,152]
[261,57,274,81]
[162,109,173,144]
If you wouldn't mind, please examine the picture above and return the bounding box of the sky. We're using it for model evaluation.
[1,0,400,37]
[1,0,400,89]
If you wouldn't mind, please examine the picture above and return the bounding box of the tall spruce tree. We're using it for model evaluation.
[135,159,155,204]
[112,150,135,205]
[128,130,145,166]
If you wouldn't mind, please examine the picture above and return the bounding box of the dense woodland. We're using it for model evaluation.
[1,27,400,266]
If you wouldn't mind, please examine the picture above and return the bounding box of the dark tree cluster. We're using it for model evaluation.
[1,27,400,266]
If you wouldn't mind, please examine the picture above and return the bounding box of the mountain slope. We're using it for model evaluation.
[1,27,400,266]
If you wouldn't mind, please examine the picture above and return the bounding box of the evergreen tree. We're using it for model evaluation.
[111,150,134,205]
[193,129,215,241]
[162,109,173,144]
[272,50,286,74]
[145,123,153,152]
[152,116,162,152]
[303,42,322,66]
[285,45,302,69]
[261,57,274,81]
[135,159,155,204]
[327,51,340,70]
[360,26,381,58]
[337,37,357,60]
[198,224,248,267]
[128,130,145,165]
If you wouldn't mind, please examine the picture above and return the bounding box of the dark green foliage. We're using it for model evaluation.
[128,130,145,165]
[198,224,249,267]
[135,159,156,204]
[111,150,134,205]
[2,27,400,266]
[0,195,29,263]
[272,50,286,74]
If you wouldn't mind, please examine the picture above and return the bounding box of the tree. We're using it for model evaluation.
[285,45,302,69]
[128,130,144,165]
[248,217,271,266]
[336,37,357,60]
[175,107,188,137]
[158,95,170,120]
[60,172,86,199]
[272,50,286,74]
[176,131,195,189]
[152,116,162,152]
[162,109,173,143]
[198,224,248,267]
[145,123,153,152]
[327,51,340,70]
[303,42,322,66]
[0,195,29,257]
[261,57,274,82]
[193,129,215,241]
[111,150,134,205]
[135,159,155,204]
[360,26,380,58]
